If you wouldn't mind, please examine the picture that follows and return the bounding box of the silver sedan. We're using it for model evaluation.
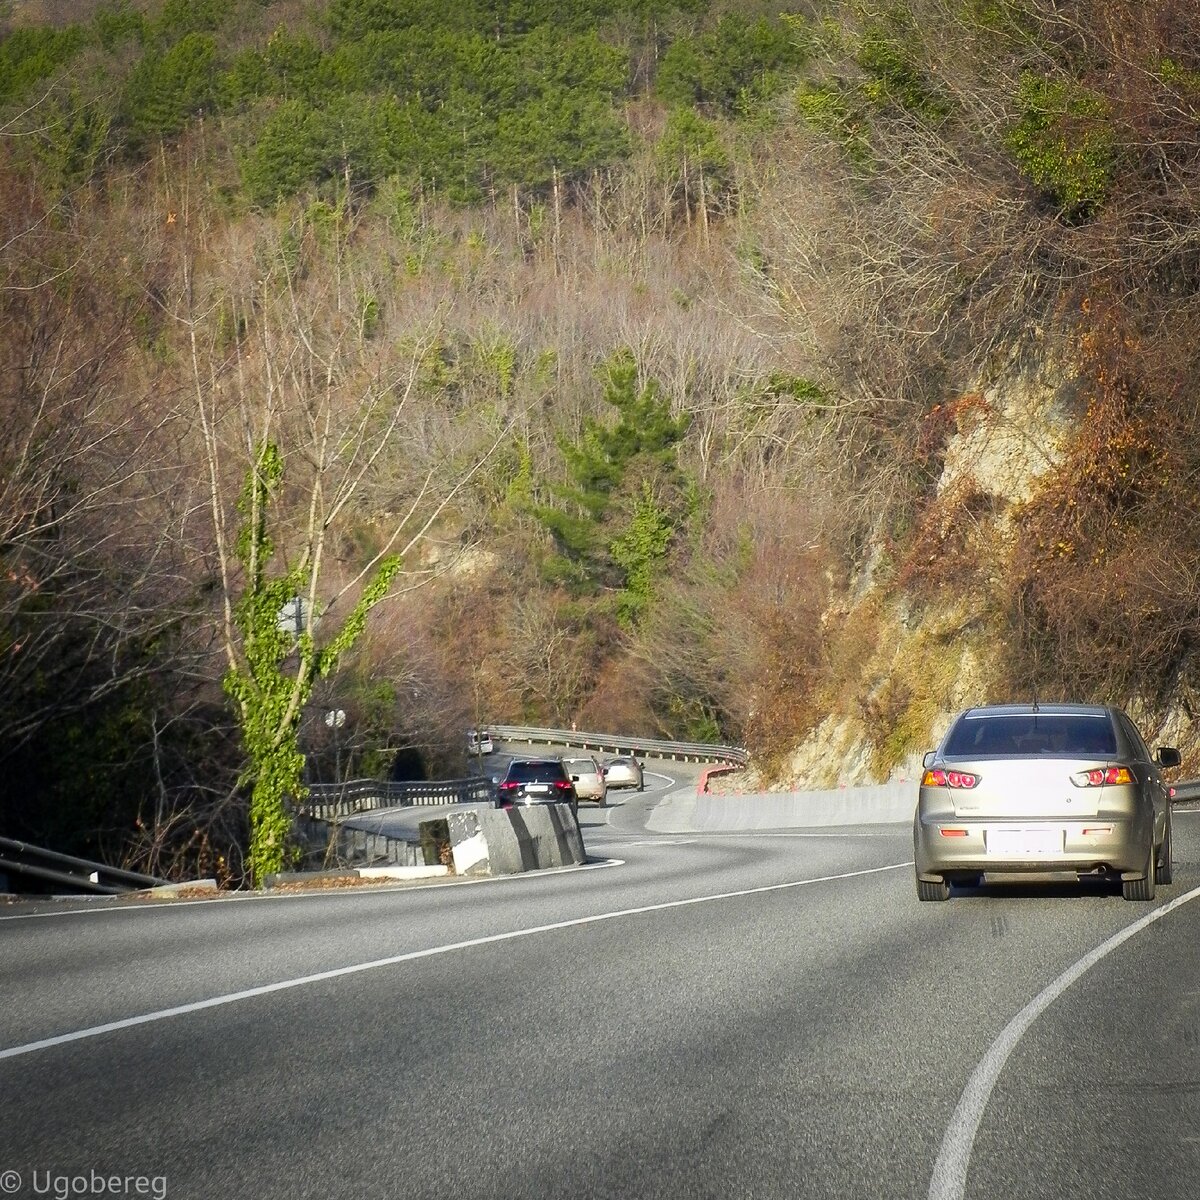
[914,702,1180,901]
[602,756,644,791]
[563,756,607,806]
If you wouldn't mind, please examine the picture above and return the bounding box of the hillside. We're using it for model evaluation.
[2,0,1198,879]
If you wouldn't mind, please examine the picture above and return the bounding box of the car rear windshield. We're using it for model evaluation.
[563,760,595,774]
[508,761,566,782]
[944,713,1117,758]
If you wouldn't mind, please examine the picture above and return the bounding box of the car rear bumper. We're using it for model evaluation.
[914,814,1150,879]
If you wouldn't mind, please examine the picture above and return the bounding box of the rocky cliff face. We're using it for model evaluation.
[781,345,1087,789]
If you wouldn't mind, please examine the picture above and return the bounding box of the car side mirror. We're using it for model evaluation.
[922,750,936,769]
[1157,746,1182,769]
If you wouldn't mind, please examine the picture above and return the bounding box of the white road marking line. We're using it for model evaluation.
[0,857,626,923]
[0,861,911,1061]
[615,839,700,846]
[928,882,1200,1200]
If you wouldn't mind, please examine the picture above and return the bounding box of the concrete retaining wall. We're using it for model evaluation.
[440,803,585,876]
[650,782,918,833]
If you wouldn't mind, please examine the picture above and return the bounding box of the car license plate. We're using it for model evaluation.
[527,784,549,794]
[987,827,1061,856]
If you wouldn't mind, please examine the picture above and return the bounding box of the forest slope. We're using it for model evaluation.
[2,0,1199,878]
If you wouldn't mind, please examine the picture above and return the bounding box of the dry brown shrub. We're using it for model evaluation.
[895,480,1003,600]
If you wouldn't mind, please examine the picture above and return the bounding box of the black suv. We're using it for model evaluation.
[496,758,578,816]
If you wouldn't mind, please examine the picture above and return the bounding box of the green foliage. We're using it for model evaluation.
[610,482,676,626]
[94,2,148,51]
[1158,57,1200,95]
[495,86,630,189]
[533,351,690,597]
[656,107,729,181]
[1004,73,1115,217]
[471,330,518,400]
[153,0,235,42]
[855,20,950,122]
[357,291,380,341]
[122,33,218,147]
[656,12,809,116]
[221,28,325,108]
[795,82,871,168]
[223,443,401,884]
[33,87,113,192]
[0,24,87,105]
[325,0,697,40]
[241,94,420,205]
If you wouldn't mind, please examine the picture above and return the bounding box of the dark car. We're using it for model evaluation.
[914,702,1180,902]
[496,758,578,816]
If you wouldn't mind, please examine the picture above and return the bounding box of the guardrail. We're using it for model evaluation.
[1171,779,1200,803]
[300,776,495,821]
[296,725,746,829]
[0,836,167,895]
[486,724,749,766]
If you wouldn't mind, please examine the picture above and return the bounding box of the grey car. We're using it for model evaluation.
[563,756,607,806]
[914,703,1181,902]
[603,756,644,790]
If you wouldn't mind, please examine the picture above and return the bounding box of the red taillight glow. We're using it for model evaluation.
[554,780,572,791]
[1070,766,1134,787]
[922,769,980,789]
[939,828,968,837]
[498,781,519,792]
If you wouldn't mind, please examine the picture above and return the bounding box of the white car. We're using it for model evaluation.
[467,729,494,756]
[563,756,607,806]
[603,756,644,790]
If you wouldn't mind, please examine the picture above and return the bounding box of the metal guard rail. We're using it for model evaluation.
[0,836,166,895]
[301,776,494,821]
[298,726,746,821]
[486,724,749,766]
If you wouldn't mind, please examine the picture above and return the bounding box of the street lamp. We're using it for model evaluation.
[325,708,346,781]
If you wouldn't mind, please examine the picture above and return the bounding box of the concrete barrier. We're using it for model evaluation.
[649,781,918,834]
[439,803,586,876]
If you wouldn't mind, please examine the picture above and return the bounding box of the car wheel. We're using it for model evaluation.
[917,876,950,902]
[598,796,607,808]
[1157,816,1174,886]
[1122,844,1156,901]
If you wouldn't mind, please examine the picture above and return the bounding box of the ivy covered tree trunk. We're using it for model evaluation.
[223,442,399,884]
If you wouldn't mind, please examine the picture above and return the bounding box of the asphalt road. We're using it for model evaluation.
[2,767,1200,1200]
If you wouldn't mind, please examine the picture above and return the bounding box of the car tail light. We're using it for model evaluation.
[922,769,980,789]
[939,828,968,837]
[1070,766,1134,787]
[498,781,519,793]
[1082,826,1113,836]
[554,779,572,792]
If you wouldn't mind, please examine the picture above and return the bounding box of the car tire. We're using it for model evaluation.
[1122,845,1156,901]
[917,876,950,902]
[1157,816,1173,886]
[598,797,607,808]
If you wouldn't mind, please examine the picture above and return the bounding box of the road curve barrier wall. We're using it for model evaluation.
[439,804,585,876]
[691,781,919,830]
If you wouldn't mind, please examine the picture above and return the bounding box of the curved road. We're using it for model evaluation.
[2,763,1199,1199]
